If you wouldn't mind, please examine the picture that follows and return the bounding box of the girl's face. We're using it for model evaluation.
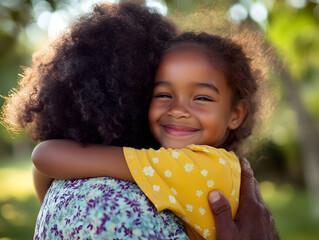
[148,49,245,149]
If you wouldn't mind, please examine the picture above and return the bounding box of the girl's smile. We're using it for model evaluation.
[148,48,246,149]
[162,124,199,136]
[163,124,198,136]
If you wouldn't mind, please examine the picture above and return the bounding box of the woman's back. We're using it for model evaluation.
[34,177,188,240]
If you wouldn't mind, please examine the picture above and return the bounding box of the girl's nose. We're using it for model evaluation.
[167,100,191,119]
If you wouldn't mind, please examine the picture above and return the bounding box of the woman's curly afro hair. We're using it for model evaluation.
[164,32,260,151]
[3,2,176,148]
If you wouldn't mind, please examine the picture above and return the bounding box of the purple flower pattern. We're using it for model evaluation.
[34,177,188,239]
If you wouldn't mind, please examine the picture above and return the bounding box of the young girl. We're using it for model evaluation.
[32,32,260,240]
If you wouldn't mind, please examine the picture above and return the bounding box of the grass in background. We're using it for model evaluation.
[0,159,40,240]
[0,159,318,240]
[260,182,319,240]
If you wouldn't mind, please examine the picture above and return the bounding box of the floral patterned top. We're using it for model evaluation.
[34,177,189,240]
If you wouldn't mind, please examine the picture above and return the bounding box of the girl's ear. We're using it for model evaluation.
[228,99,247,130]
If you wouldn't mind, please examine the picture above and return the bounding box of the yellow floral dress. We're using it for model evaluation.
[124,144,241,240]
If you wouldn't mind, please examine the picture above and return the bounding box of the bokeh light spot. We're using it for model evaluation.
[26,22,46,44]
[1,203,29,226]
[47,11,68,39]
[32,0,52,19]
[286,0,307,9]
[37,11,52,30]
[271,125,290,145]
[146,0,167,16]
[260,181,275,200]
[1,204,15,220]
[249,2,268,22]
[228,3,248,23]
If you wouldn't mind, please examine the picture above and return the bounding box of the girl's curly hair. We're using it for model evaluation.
[2,3,176,148]
[165,32,260,151]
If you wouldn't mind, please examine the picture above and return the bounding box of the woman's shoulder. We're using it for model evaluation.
[34,177,188,240]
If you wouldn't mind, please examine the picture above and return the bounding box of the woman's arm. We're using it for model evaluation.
[32,165,54,203]
[32,140,133,182]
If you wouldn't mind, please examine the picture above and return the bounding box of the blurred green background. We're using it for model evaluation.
[0,0,319,239]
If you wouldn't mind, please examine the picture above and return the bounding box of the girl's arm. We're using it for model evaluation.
[32,140,133,182]
[32,165,54,203]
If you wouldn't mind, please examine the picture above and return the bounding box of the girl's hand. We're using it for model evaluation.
[32,165,54,203]
[208,158,278,240]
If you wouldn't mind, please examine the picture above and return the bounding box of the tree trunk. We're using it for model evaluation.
[279,67,319,219]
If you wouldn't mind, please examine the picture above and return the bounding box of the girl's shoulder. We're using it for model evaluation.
[138,144,236,158]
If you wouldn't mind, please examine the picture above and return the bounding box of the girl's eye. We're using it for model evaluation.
[195,96,214,102]
[154,93,172,99]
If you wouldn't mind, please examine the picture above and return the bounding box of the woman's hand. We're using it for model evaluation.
[208,157,278,240]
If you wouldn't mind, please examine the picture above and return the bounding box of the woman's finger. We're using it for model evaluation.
[208,191,237,239]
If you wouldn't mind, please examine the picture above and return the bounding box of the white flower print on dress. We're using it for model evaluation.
[165,170,172,177]
[152,157,159,163]
[184,163,193,172]
[203,229,211,238]
[231,189,235,196]
[207,179,215,188]
[198,207,206,215]
[202,147,210,152]
[194,225,201,231]
[219,157,226,165]
[153,185,160,192]
[172,151,180,159]
[186,204,193,212]
[182,217,189,223]
[171,188,177,195]
[143,166,155,176]
[169,195,176,204]
[196,190,203,197]
[201,169,208,177]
